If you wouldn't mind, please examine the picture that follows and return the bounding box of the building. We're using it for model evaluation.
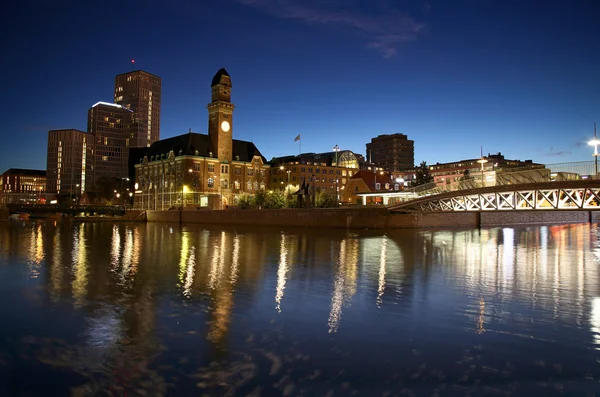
[46,129,91,196]
[341,170,405,205]
[429,152,546,189]
[114,70,162,148]
[269,150,366,202]
[87,101,134,186]
[131,68,270,210]
[0,168,47,204]
[366,133,414,172]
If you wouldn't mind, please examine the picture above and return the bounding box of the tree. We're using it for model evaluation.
[316,191,337,207]
[264,190,286,209]
[413,161,434,186]
[460,169,471,181]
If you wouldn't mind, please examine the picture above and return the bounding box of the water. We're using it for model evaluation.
[1,220,599,396]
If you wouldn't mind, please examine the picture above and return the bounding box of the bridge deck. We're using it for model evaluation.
[388,180,600,212]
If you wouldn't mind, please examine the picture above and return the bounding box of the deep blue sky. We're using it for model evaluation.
[1,0,599,173]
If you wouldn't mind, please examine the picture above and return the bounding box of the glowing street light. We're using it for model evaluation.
[477,146,488,187]
[333,145,340,205]
[588,123,599,177]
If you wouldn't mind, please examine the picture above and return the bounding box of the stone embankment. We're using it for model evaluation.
[2,206,596,228]
[144,207,597,229]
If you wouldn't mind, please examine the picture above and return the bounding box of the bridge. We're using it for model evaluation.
[5,203,126,217]
[387,180,600,213]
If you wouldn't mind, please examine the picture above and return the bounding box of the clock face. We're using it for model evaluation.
[221,120,231,132]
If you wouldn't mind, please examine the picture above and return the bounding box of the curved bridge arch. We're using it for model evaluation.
[388,181,600,212]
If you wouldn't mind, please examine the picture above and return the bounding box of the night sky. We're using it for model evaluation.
[2,0,599,173]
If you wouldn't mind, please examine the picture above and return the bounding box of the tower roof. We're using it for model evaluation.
[211,68,231,87]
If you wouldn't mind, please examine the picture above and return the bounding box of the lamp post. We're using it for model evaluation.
[477,147,488,187]
[588,123,599,178]
[333,145,340,206]
[188,168,193,207]
[220,179,224,210]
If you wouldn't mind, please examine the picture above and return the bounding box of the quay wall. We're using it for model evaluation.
[480,210,590,226]
[146,208,595,229]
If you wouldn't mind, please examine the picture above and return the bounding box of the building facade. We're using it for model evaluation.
[0,168,47,204]
[46,129,90,196]
[429,152,546,189]
[132,69,270,210]
[114,70,162,148]
[87,101,134,185]
[269,150,366,202]
[366,133,414,172]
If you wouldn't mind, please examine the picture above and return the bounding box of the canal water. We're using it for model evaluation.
[0,220,599,396]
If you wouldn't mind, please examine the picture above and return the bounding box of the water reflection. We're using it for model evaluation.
[71,224,88,307]
[1,221,600,395]
[328,235,359,333]
[275,232,288,313]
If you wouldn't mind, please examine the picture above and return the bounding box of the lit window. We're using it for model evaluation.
[375,183,381,190]
[207,178,214,188]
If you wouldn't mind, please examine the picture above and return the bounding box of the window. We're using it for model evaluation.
[375,183,381,190]
[207,178,214,188]
[394,184,399,191]
[234,181,240,189]
[247,181,252,190]
[235,167,241,175]
[194,163,201,171]
[260,169,265,177]
[247,169,254,176]
[208,163,215,172]
[221,179,228,189]
[221,164,229,174]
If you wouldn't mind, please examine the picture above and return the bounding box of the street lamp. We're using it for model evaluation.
[588,123,599,177]
[333,145,340,205]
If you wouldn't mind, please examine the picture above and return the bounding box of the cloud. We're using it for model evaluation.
[236,0,425,58]
[547,150,571,157]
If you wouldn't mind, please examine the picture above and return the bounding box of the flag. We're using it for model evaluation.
[294,134,301,142]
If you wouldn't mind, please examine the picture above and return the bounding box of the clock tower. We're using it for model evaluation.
[208,68,234,163]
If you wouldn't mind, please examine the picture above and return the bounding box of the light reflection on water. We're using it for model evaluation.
[0,221,600,395]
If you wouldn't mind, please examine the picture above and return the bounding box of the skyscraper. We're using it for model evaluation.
[87,101,134,185]
[366,133,414,172]
[114,70,161,147]
[46,129,91,195]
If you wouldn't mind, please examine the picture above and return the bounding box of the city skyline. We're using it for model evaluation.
[2,0,599,173]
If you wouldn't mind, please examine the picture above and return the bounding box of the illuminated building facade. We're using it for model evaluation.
[366,133,414,172]
[131,69,270,210]
[114,70,162,148]
[429,152,546,189]
[46,129,90,195]
[269,151,365,198]
[0,168,47,204]
[87,101,134,185]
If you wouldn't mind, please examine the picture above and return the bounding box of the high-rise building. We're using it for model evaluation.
[46,129,91,195]
[366,133,414,172]
[114,70,161,147]
[87,101,134,186]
